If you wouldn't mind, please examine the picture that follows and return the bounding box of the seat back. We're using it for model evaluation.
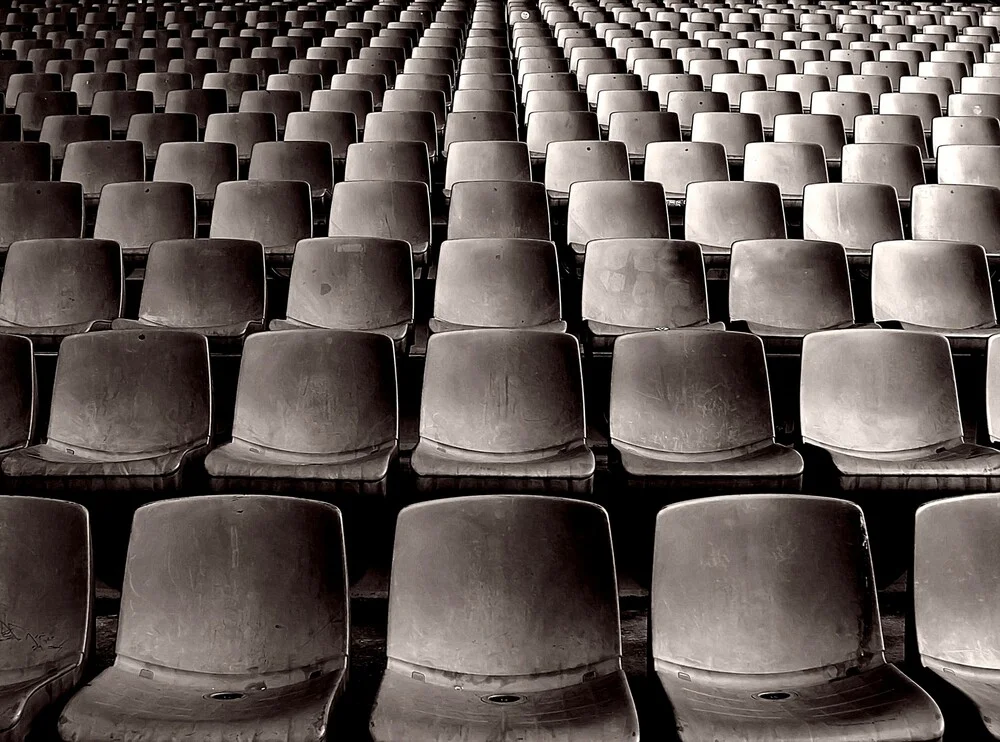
[911,183,1000,253]
[448,180,550,241]
[94,181,195,252]
[566,180,670,247]
[544,139,630,198]
[328,180,430,257]
[152,142,237,199]
[0,181,82,247]
[210,180,311,249]
[0,141,51,182]
[685,181,786,249]
[802,182,904,252]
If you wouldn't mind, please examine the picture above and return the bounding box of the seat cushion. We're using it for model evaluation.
[57,665,345,742]
[660,662,944,742]
[370,669,638,742]
[828,443,1000,491]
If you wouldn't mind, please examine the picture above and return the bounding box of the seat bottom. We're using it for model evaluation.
[925,660,1000,738]
[1,664,83,741]
[370,668,638,742]
[660,661,944,742]
[827,443,1000,491]
[0,320,110,353]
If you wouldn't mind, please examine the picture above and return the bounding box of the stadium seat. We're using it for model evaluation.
[0,238,121,350]
[841,143,925,201]
[871,239,998,349]
[612,330,803,489]
[411,330,595,494]
[2,330,211,492]
[800,329,1000,490]
[248,141,334,199]
[880,92,940,134]
[125,112,199,171]
[443,141,530,198]
[938,144,1000,188]
[525,110,599,164]
[431,238,565,333]
[0,141,51,182]
[802,183,904,253]
[92,90,154,137]
[447,180,550,241]
[544,140,630,201]
[685,181,786,255]
[94,181,195,260]
[742,142,829,202]
[0,496,91,739]
[773,112,846,162]
[238,90,301,134]
[57,495,349,740]
[15,91,78,139]
[204,71,259,110]
[914,493,1000,739]
[690,111,764,164]
[111,239,265,352]
[364,110,438,161]
[329,180,430,266]
[370,495,638,741]
[0,181,83,251]
[911,183,1000,253]
[205,331,398,495]
[738,90,803,134]
[61,140,144,209]
[284,111,357,164]
[344,141,430,187]
[932,115,1000,153]
[210,180,312,269]
[38,114,110,166]
[442,111,518,156]
[204,111,277,173]
[854,113,929,156]
[652,494,944,740]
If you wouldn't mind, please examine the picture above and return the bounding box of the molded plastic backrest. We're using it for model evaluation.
[802,182,904,252]
[645,141,728,196]
[938,144,1000,188]
[232,330,396,454]
[448,180,550,241]
[0,181,82,247]
[204,111,277,161]
[344,140,430,185]
[94,182,195,251]
[420,329,586,454]
[152,142,237,199]
[743,141,828,197]
[544,140,630,197]
[434,238,561,328]
[652,495,881,673]
[118,495,347,675]
[566,180,670,246]
[124,112,198,159]
[210,180,311,248]
[444,141,530,192]
[0,142,51,183]
[800,329,962,454]
[685,181,786,248]
[48,330,210,454]
[387,495,620,675]
[0,497,90,676]
[915,494,1000,669]
[911,183,1000,253]
[328,180,429,253]
[248,140,333,192]
[611,330,774,454]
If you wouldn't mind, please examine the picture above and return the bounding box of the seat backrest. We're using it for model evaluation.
[802,182,903,252]
[911,183,1000,253]
[387,495,620,678]
[938,144,1000,188]
[61,140,144,197]
[118,495,347,679]
[328,179,430,257]
[94,181,195,252]
[125,112,198,159]
[652,494,881,673]
[343,140,430,186]
[0,141,51,182]
[420,329,586,455]
[644,141,729,197]
[773,112,846,159]
[248,140,333,192]
[210,180,311,249]
[685,181,786,249]
[611,330,775,455]
[566,180,670,248]
[448,180,550,241]
[152,141,238,199]
[0,181,82,247]
[841,142,925,199]
[48,330,211,455]
[204,111,277,162]
[743,141,828,197]
[544,140,630,198]
[800,329,962,455]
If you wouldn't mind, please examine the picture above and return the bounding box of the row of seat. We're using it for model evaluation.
[7,492,1000,740]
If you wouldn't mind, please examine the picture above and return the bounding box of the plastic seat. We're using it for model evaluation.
[210,180,311,268]
[238,90,301,134]
[204,111,277,170]
[802,182,904,253]
[61,140,144,203]
[606,111,680,164]
[854,113,929,156]
[442,111,517,156]
[900,75,954,111]
[382,88,447,132]
[94,182,195,260]
[911,183,1000,253]
[70,72,126,109]
[2,330,211,492]
[163,89,228,133]
[841,143,925,201]
[136,71,191,110]
[810,90,874,135]
[774,72,831,111]
[91,90,154,137]
[15,91,77,137]
[581,238,720,351]
[543,140,630,201]
[932,115,1000,153]
[249,141,333,199]
[644,141,728,204]
[284,111,357,163]
[880,91,942,132]
[125,112,198,167]
[329,180,430,266]
[370,495,637,740]
[203,71,259,110]
[612,330,803,488]
[0,497,91,739]
[0,181,82,250]
[666,90,729,131]
[344,141,430,187]
[0,141,51,182]
[652,494,944,740]
[730,239,863,350]
[914,493,1000,738]
[431,238,565,333]
[801,329,1000,489]
[0,238,121,350]
[738,90,802,133]
[690,111,764,163]
[685,181,786,255]
[743,142,828,201]
[446,179,550,241]
[443,142,530,198]
[525,110,599,163]
[837,73,893,110]
[938,144,1000,188]
[329,74,386,111]
[57,495,348,740]
[411,330,595,494]
[364,110,437,160]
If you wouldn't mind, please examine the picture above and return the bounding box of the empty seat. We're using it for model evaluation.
[854,113,929,156]
[284,111,357,163]
[690,111,764,163]
[743,142,829,201]
[204,112,277,170]
[447,180,550,242]
[58,495,348,740]
[544,140,630,201]
[210,181,311,268]
[613,330,802,488]
[204,71,259,110]
[802,182,904,253]
[0,238,121,350]
[329,180,430,266]
[370,495,637,740]
[800,329,1000,490]
[38,114,110,163]
[344,141,430,187]
[911,183,1000,253]
[239,90,301,134]
[0,497,91,739]
[431,238,565,333]
[685,181,786,255]
[61,140,144,203]
[841,143,925,201]
[810,90,874,135]
[525,110,600,163]
[93,90,154,137]
[411,330,595,494]
[15,91,78,137]
[364,110,437,160]
[773,112,847,162]
[938,144,1000,188]
[444,141,530,198]
[880,91,941,133]
[0,141,51,182]
[94,182,195,260]
[645,141,729,204]
[652,494,944,740]
[248,141,333,199]
[2,330,211,492]
[932,115,1000,152]
[152,142,238,217]
[0,181,82,250]
[125,112,198,167]
[872,239,998,349]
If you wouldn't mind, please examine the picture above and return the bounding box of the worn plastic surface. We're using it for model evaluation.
[328,180,430,265]
[210,180,311,264]
[911,183,1000,254]
[448,180,550,241]
[0,182,82,249]
[802,183,904,254]
[93,182,195,258]
[566,180,670,268]
[685,181,786,254]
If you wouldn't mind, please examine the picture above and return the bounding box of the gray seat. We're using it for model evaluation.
[841,142,925,202]
[448,180,550,242]
[370,495,638,741]
[210,180,312,269]
[543,139,630,201]
[0,181,82,252]
[248,141,334,199]
[612,330,803,488]
[685,181,786,255]
[94,181,195,260]
[57,495,349,741]
[802,182,904,254]
[937,144,1000,189]
[911,183,1000,254]
[0,142,51,183]
[653,494,945,741]
[61,140,144,203]
[328,180,430,266]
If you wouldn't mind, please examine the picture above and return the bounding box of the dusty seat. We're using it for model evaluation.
[0,334,35,457]
[93,181,195,261]
[111,239,265,353]
[0,238,121,351]
[0,181,83,254]
[430,238,566,333]
[210,180,312,269]
[0,497,91,741]
[369,495,639,741]
[653,494,945,741]
[60,140,145,208]
[411,329,595,494]
[328,180,430,267]
[205,330,397,495]
[685,181,787,256]
[2,330,211,493]
[911,183,1000,254]
[800,329,1000,490]
[447,180,550,241]
[270,237,413,351]
[802,182,904,254]
[57,495,349,741]
[611,330,803,490]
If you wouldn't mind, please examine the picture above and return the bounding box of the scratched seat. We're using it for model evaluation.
[370,495,638,741]
[328,180,430,267]
[0,497,91,741]
[447,180,550,241]
[111,239,265,353]
[57,495,349,741]
[411,330,595,494]
[0,181,83,255]
[94,181,195,262]
[802,183,904,254]
[684,181,786,256]
[652,494,945,741]
[2,330,211,493]
[210,180,312,270]
[800,329,1000,490]
[431,238,566,333]
[915,493,1000,739]
[611,330,803,490]
[911,184,1000,254]
[871,239,999,351]
[0,238,121,351]
[205,331,397,495]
